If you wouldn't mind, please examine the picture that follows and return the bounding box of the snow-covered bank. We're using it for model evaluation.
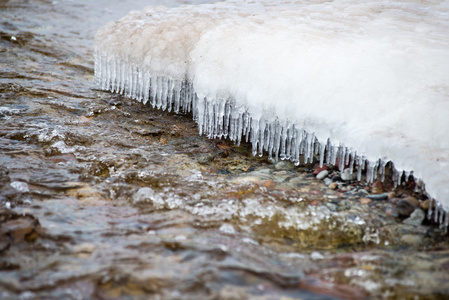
[94,0,449,224]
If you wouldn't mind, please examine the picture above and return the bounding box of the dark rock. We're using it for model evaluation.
[366,193,389,200]
[396,199,418,217]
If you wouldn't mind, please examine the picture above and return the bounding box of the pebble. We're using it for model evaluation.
[404,196,420,208]
[316,170,329,180]
[275,161,295,170]
[403,208,425,227]
[313,165,329,175]
[420,199,434,210]
[326,202,338,211]
[324,178,333,186]
[400,234,423,246]
[341,168,357,181]
[366,193,389,200]
[387,192,396,200]
[360,197,371,205]
[396,198,418,217]
[329,182,338,190]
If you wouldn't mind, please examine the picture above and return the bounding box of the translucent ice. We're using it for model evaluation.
[94,0,449,220]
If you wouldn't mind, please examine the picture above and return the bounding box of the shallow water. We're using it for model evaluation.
[1,0,449,299]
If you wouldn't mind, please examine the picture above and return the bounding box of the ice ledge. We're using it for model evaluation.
[94,53,448,228]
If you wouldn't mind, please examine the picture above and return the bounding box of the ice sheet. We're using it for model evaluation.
[94,0,449,218]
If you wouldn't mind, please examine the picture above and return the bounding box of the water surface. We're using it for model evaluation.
[1,1,448,299]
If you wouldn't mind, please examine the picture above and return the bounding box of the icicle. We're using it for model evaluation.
[161,77,168,111]
[428,198,434,219]
[444,211,449,232]
[357,157,364,181]
[319,142,325,168]
[349,151,355,174]
[119,60,126,94]
[136,67,143,102]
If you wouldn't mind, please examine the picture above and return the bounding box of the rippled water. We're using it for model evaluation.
[1,1,449,299]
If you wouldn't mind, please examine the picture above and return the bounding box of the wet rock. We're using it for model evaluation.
[332,175,342,182]
[275,161,295,170]
[396,197,420,217]
[329,182,338,190]
[387,192,396,200]
[325,202,338,211]
[420,199,434,210]
[404,196,420,208]
[359,198,371,205]
[385,207,399,218]
[316,170,329,180]
[366,193,388,200]
[400,234,423,246]
[313,165,329,175]
[324,178,333,186]
[371,182,385,194]
[341,169,357,181]
[403,208,425,226]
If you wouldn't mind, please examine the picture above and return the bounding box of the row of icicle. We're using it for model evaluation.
[95,53,448,228]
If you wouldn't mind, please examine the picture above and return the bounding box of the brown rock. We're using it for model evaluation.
[387,192,396,200]
[396,198,418,217]
[371,181,385,194]
[313,165,329,175]
[404,196,420,208]
[0,211,40,246]
[420,199,435,210]
[360,197,371,205]
[329,182,338,190]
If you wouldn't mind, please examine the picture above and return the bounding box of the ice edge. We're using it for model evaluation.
[94,52,449,228]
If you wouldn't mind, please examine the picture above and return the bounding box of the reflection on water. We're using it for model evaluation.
[0,0,448,299]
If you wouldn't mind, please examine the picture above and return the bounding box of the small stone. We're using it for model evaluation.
[324,178,333,186]
[360,197,371,204]
[366,193,389,200]
[396,199,417,217]
[403,208,425,226]
[400,234,423,246]
[325,202,338,211]
[371,181,385,194]
[313,165,329,175]
[404,196,420,208]
[341,169,357,181]
[385,207,399,218]
[387,192,396,200]
[332,175,342,182]
[275,161,295,170]
[329,182,338,190]
[420,199,434,210]
[389,197,400,204]
[316,170,329,180]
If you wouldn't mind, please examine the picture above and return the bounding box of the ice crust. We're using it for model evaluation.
[94,0,449,223]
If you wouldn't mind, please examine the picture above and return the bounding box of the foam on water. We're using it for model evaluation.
[94,0,449,225]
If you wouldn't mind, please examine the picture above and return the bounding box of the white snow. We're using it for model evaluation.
[94,0,449,222]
